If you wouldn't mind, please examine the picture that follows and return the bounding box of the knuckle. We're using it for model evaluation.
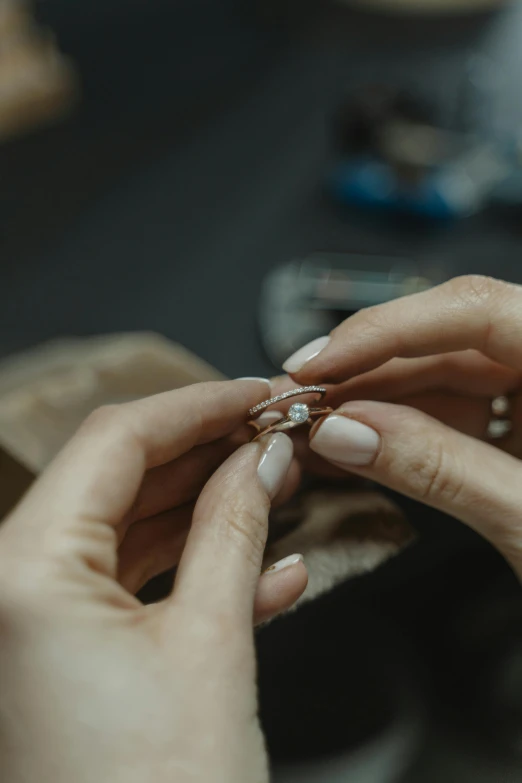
[53,521,118,578]
[81,404,125,435]
[219,494,269,566]
[79,404,139,456]
[404,433,465,506]
[446,275,517,357]
[352,303,392,336]
[449,274,506,308]
[337,305,401,371]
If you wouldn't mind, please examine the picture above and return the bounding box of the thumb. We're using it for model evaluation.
[172,434,295,622]
[309,401,522,578]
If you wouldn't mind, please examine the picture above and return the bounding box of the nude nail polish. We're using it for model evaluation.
[257,433,293,499]
[282,336,330,374]
[237,377,272,392]
[310,415,380,467]
[256,411,284,427]
[263,553,304,574]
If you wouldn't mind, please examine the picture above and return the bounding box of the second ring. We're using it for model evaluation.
[248,386,332,441]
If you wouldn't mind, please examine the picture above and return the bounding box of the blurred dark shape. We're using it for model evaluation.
[334,85,437,158]
[446,584,522,759]
[0,446,33,519]
[260,601,425,782]
[330,81,522,222]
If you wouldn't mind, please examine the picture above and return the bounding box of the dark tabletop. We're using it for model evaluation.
[2,1,522,375]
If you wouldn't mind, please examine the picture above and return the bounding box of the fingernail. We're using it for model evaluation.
[282,336,330,373]
[237,377,272,393]
[256,410,284,427]
[257,433,293,499]
[310,414,380,467]
[263,553,304,574]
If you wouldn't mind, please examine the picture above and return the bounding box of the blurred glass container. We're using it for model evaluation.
[258,254,443,369]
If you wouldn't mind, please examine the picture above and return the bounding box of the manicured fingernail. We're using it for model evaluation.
[263,553,304,574]
[256,410,284,427]
[310,414,380,467]
[282,336,330,373]
[257,433,293,499]
[237,377,272,392]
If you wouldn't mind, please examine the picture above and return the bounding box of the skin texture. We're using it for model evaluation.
[3,274,522,781]
[0,380,307,783]
[278,275,522,579]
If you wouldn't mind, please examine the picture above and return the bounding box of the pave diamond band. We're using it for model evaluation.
[247,386,326,418]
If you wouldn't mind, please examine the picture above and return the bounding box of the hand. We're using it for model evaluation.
[0,380,306,783]
[280,275,522,578]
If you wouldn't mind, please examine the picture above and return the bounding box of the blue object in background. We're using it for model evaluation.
[329,157,465,221]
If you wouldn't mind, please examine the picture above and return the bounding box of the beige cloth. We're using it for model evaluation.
[0,333,415,605]
[0,0,77,141]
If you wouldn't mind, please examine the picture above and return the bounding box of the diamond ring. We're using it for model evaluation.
[248,386,332,441]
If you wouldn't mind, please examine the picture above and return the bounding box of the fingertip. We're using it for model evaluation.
[263,552,305,574]
[281,336,331,375]
[309,411,381,468]
[257,433,294,500]
[236,377,272,394]
[254,555,308,626]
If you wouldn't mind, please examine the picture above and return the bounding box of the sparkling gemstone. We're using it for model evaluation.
[288,403,309,424]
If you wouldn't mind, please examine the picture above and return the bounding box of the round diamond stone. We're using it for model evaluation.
[288,403,309,424]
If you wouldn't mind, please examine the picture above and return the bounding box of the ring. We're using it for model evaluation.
[487,396,513,440]
[248,386,332,441]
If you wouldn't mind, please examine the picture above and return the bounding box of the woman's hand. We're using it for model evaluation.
[280,275,522,578]
[0,380,306,783]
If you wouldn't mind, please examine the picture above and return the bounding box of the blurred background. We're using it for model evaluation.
[2,0,522,781]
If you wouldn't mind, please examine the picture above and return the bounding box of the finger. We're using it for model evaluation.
[335,352,519,402]
[119,392,496,595]
[288,394,493,480]
[398,393,522,457]
[398,392,491,439]
[4,380,271,563]
[271,375,511,467]
[309,401,522,577]
[253,554,308,626]
[118,449,301,594]
[282,276,522,383]
[119,439,237,544]
[128,437,299,531]
[290,427,361,479]
[290,394,488,477]
[118,505,193,594]
[273,351,519,407]
[122,524,308,627]
[285,392,522,483]
[128,420,258,528]
[173,434,294,620]
[271,458,302,506]
[119,455,301,596]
